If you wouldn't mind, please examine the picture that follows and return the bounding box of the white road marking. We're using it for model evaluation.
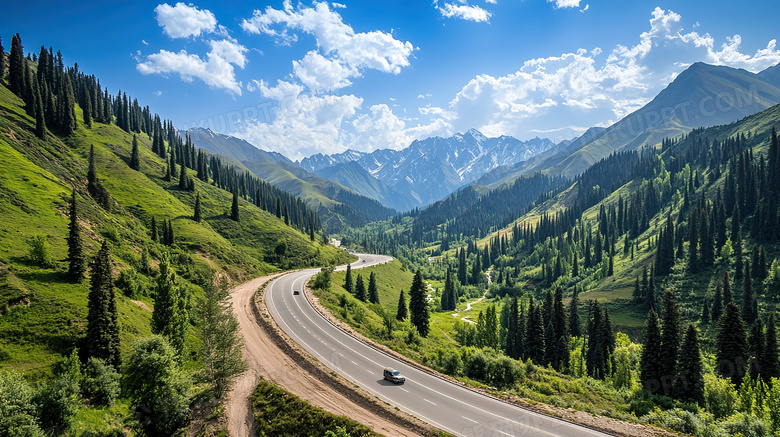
[463,416,478,423]
[424,399,436,405]
[399,387,409,393]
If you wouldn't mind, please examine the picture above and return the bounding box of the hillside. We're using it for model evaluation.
[189,128,397,229]
[313,161,417,211]
[0,78,348,379]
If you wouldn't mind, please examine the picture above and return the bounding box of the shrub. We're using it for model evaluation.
[82,358,120,406]
[115,268,142,297]
[721,412,769,437]
[704,373,737,419]
[0,370,44,437]
[312,266,334,290]
[28,235,53,267]
[36,349,82,430]
[641,408,704,435]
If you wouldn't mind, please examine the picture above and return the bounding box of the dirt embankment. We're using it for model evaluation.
[225,274,437,437]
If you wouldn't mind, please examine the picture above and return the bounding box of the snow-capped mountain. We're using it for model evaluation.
[299,129,555,208]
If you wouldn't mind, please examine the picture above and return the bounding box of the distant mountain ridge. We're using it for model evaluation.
[300,129,556,208]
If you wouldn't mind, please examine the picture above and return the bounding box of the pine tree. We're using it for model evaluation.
[457,248,467,285]
[396,289,407,321]
[569,286,582,337]
[344,263,354,294]
[506,297,520,359]
[355,274,367,302]
[178,161,188,190]
[712,282,723,322]
[716,302,749,384]
[130,134,140,170]
[722,272,733,305]
[701,298,710,324]
[230,187,239,222]
[151,253,188,355]
[66,190,86,282]
[193,192,202,222]
[586,300,604,379]
[82,86,92,128]
[763,313,779,381]
[368,272,379,304]
[733,205,743,279]
[742,260,756,325]
[86,241,121,367]
[660,290,682,388]
[0,36,5,82]
[552,286,569,372]
[33,77,45,138]
[526,298,546,365]
[640,310,663,393]
[60,75,76,135]
[442,266,456,311]
[408,270,430,337]
[8,34,25,96]
[572,254,579,277]
[748,319,765,380]
[672,324,704,405]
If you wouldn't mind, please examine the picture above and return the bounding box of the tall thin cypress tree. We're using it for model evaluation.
[86,241,121,367]
[67,190,86,282]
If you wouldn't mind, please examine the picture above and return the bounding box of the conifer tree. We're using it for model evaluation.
[552,286,569,372]
[33,77,45,138]
[722,271,733,305]
[66,190,86,282]
[763,313,779,381]
[733,205,743,279]
[396,289,407,321]
[485,305,499,350]
[130,134,140,170]
[748,319,765,380]
[178,161,188,190]
[526,298,546,365]
[569,286,582,337]
[355,274,367,302]
[193,192,202,222]
[8,34,25,96]
[442,266,456,311]
[86,241,121,367]
[0,36,5,81]
[586,300,604,379]
[712,282,723,322]
[344,263,353,294]
[60,75,76,135]
[230,187,239,222]
[742,260,756,325]
[151,253,188,355]
[409,270,430,337]
[672,324,704,405]
[640,310,662,393]
[457,248,467,285]
[82,86,92,128]
[572,254,579,277]
[660,290,682,384]
[506,297,520,359]
[716,302,748,384]
[368,272,379,304]
[701,298,710,324]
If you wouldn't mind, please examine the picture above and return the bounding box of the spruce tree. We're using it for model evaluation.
[457,248,467,285]
[526,299,546,365]
[722,272,733,305]
[568,286,582,337]
[586,300,604,379]
[742,260,756,325]
[712,282,723,322]
[572,254,579,277]
[368,272,379,304]
[86,241,121,367]
[640,310,662,393]
[506,297,520,359]
[442,267,456,311]
[408,270,430,337]
[193,192,202,222]
[8,34,24,96]
[344,263,353,294]
[672,324,704,405]
[733,205,743,279]
[355,274,367,302]
[82,86,92,128]
[230,187,239,222]
[763,313,779,381]
[130,134,140,170]
[66,190,86,282]
[151,253,188,355]
[396,289,407,321]
[660,290,682,387]
[178,161,188,190]
[748,319,765,380]
[701,298,710,324]
[0,36,5,82]
[552,286,569,372]
[60,75,76,135]
[33,77,45,138]
[716,302,749,384]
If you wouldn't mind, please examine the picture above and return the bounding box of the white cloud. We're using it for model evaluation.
[137,38,248,94]
[241,2,414,76]
[332,2,346,8]
[485,0,497,4]
[155,3,217,38]
[351,104,412,151]
[435,2,492,23]
[548,0,581,9]
[440,7,780,141]
[293,51,355,91]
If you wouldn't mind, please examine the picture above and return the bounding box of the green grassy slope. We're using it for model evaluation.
[0,84,349,379]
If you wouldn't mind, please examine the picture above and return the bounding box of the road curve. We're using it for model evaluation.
[266,254,613,437]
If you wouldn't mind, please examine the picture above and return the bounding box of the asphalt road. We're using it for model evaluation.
[265,253,612,437]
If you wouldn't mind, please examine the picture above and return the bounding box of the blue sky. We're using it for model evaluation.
[3,1,780,160]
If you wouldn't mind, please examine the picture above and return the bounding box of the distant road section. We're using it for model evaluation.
[265,253,613,437]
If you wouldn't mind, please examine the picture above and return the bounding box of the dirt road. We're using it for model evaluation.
[225,274,426,437]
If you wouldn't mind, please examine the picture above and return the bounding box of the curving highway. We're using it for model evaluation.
[265,254,612,437]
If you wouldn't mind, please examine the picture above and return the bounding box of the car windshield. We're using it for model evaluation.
[392,371,400,375]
